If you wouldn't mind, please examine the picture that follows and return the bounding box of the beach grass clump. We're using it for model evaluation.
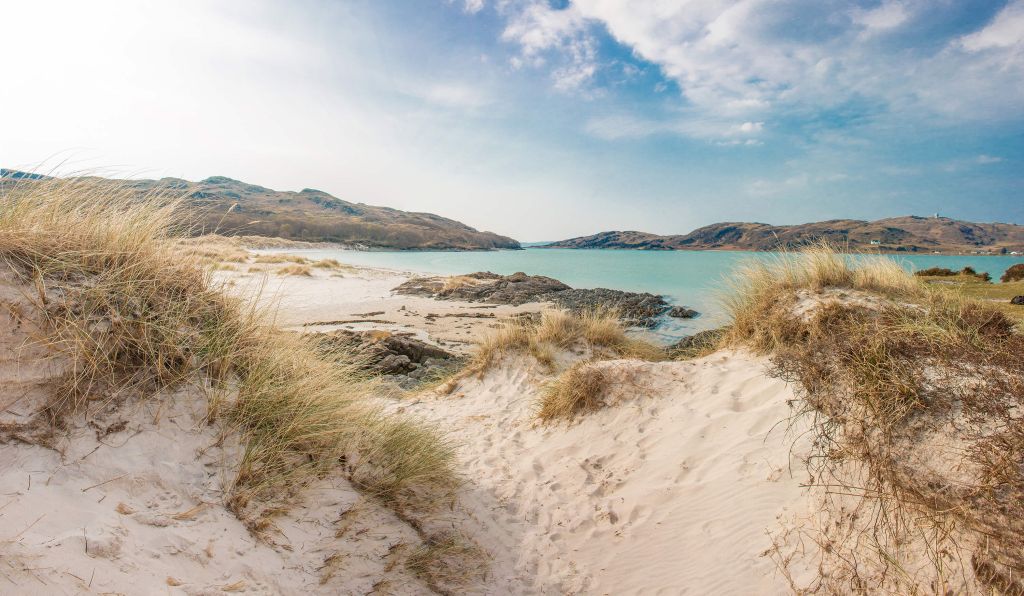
[724,244,1024,593]
[276,263,312,276]
[312,258,348,271]
[721,244,924,353]
[405,532,488,593]
[471,309,662,373]
[440,275,482,294]
[0,176,455,515]
[254,253,308,265]
[537,361,608,421]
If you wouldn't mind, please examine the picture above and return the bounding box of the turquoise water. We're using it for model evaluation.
[273,247,1024,340]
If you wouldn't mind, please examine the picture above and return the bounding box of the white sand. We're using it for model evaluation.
[220,264,550,353]
[1,256,817,594]
[401,352,815,594]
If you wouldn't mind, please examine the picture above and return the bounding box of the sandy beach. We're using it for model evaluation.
[1,247,819,594]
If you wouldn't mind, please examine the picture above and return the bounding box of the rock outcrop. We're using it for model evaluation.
[309,329,461,389]
[394,271,698,328]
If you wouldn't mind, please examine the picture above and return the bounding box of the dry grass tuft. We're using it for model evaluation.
[721,243,924,353]
[405,532,488,593]
[724,244,1024,593]
[440,275,482,294]
[0,176,455,518]
[537,361,607,422]
[276,263,312,276]
[470,309,662,374]
[253,254,308,265]
[311,258,349,271]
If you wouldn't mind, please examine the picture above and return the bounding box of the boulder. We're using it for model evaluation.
[1011,295,1024,305]
[379,354,413,374]
[668,306,699,319]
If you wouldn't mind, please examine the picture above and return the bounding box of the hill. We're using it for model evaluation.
[543,216,1024,254]
[0,170,520,250]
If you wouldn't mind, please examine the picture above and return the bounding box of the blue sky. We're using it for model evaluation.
[1,0,1022,240]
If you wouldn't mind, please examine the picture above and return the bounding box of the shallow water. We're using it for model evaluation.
[269,247,1024,341]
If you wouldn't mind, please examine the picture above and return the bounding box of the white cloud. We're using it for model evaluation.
[464,0,485,14]
[584,113,765,142]
[975,154,1004,164]
[960,0,1024,51]
[851,1,908,33]
[498,0,1024,126]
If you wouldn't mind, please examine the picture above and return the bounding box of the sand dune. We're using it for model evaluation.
[1,256,821,593]
[399,352,816,594]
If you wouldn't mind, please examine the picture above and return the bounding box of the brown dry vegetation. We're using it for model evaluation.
[0,177,455,520]
[724,246,1024,594]
[459,310,663,422]
[537,361,609,422]
[470,309,663,375]
[1003,263,1024,283]
[277,263,312,276]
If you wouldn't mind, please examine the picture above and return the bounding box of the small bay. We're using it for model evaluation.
[268,247,1024,341]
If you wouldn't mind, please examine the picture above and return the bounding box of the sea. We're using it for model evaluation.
[266,247,1024,343]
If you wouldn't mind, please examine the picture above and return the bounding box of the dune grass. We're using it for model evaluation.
[0,176,455,516]
[470,309,663,374]
[537,361,608,422]
[253,253,308,265]
[724,245,1024,593]
[721,244,925,353]
[405,532,488,593]
[276,263,312,276]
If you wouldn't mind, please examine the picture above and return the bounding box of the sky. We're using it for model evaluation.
[1,0,1022,241]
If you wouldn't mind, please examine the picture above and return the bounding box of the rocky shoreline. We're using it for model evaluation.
[393,271,698,328]
[309,329,462,389]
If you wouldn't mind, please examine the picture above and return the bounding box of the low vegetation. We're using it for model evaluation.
[470,309,662,375]
[537,361,609,422]
[914,265,991,281]
[277,263,312,276]
[0,177,455,519]
[724,245,1023,593]
[1003,263,1024,282]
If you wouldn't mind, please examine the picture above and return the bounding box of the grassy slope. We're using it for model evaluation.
[918,274,1024,322]
[722,246,1024,593]
[0,176,455,520]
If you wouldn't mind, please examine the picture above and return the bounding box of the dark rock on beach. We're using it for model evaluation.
[544,288,669,328]
[1012,295,1024,305]
[394,271,698,328]
[668,306,699,319]
[309,329,461,389]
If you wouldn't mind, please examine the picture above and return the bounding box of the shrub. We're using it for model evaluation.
[1001,263,1024,283]
[914,266,991,281]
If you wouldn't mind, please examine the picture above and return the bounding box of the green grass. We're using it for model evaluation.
[917,275,1024,322]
